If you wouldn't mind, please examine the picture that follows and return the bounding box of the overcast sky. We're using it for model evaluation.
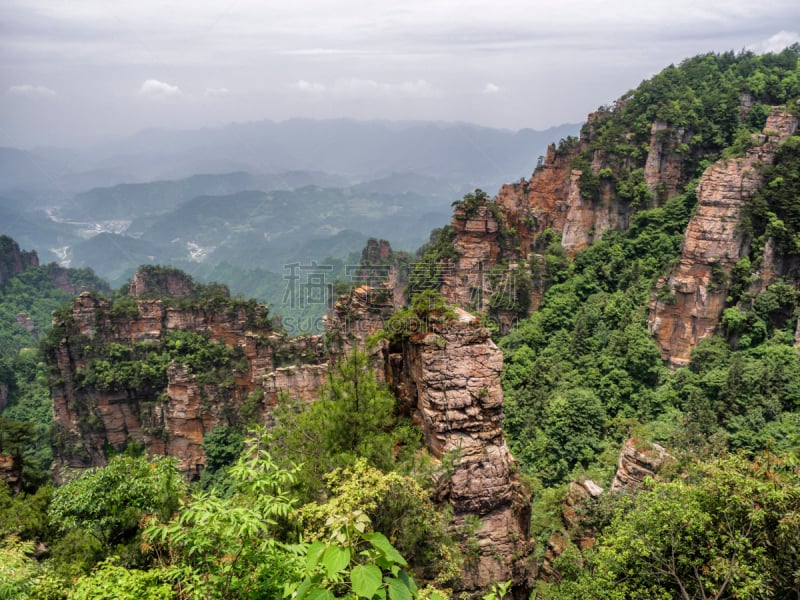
[1,0,799,148]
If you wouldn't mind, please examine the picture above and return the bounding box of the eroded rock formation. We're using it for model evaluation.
[49,268,533,595]
[387,311,534,595]
[49,290,328,477]
[0,453,22,494]
[539,479,603,582]
[0,235,39,288]
[649,108,799,366]
[610,438,673,492]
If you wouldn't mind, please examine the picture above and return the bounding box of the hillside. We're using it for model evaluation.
[2,47,800,600]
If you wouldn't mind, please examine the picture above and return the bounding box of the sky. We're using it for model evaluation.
[1,0,799,148]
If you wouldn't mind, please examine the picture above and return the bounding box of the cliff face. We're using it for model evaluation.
[50,270,533,594]
[610,438,673,492]
[437,104,698,325]
[0,235,39,288]
[49,291,328,477]
[649,108,799,366]
[387,311,534,596]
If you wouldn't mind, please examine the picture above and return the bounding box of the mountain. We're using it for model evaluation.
[6,47,800,600]
[60,170,352,222]
[1,119,579,198]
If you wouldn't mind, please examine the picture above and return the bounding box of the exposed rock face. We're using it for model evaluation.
[49,291,328,477]
[610,438,672,492]
[50,264,533,594]
[540,479,603,582]
[0,382,8,413]
[387,312,534,596]
[0,453,22,494]
[129,266,202,298]
[436,104,705,324]
[0,235,38,288]
[649,108,799,366]
[644,121,690,201]
[561,171,630,253]
[440,204,503,312]
[15,312,38,340]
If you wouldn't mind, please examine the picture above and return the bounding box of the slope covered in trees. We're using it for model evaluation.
[2,46,800,599]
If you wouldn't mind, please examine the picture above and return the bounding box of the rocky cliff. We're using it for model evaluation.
[49,268,533,595]
[0,235,39,288]
[48,287,328,477]
[649,108,799,366]
[386,310,534,595]
[435,100,700,326]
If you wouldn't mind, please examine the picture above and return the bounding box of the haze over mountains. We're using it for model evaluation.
[0,118,578,317]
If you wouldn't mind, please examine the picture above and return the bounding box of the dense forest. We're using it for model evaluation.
[2,47,800,599]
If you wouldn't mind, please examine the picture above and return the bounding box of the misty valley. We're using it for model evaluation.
[2,45,800,600]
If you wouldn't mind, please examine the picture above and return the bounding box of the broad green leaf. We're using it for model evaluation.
[307,587,336,600]
[321,544,350,579]
[387,577,412,600]
[363,532,407,567]
[293,577,313,600]
[350,564,383,598]
[397,571,417,594]
[306,541,326,571]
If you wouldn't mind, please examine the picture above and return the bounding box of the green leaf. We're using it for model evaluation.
[351,564,383,598]
[363,532,407,567]
[307,587,336,600]
[321,544,350,579]
[387,577,412,600]
[397,571,417,594]
[306,541,326,571]
[293,578,313,600]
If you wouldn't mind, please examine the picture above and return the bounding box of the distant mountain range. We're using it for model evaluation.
[0,119,579,196]
[0,118,579,309]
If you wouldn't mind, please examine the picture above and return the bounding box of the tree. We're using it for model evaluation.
[49,455,184,564]
[270,350,403,500]
[144,429,301,599]
[551,453,800,600]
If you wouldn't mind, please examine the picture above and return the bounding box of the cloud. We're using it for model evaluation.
[295,78,436,98]
[294,79,327,94]
[280,48,371,56]
[8,84,56,97]
[483,83,501,94]
[138,79,181,96]
[204,87,230,96]
[749,30,799,54]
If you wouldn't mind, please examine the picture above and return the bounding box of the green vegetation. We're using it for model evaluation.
[542,453,800,600]
[0,352,456,599]
[570,46,800,203]
[4,47,800,599]
[0,242,108,490]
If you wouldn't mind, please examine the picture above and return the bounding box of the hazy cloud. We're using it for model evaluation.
[138,79,181,96]
[295,78,436,97]
[294,79,327,94]
[8,84,56,97]
[4,0,800,146]
[749,30,800,53]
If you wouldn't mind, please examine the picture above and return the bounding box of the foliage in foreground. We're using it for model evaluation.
[543,453,800,600]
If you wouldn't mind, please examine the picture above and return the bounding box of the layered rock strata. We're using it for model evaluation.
[50,273,533,594]
[49,291,328,477]
[610,438,673,492]
[387,311,534,596]
[649,108,799,366]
